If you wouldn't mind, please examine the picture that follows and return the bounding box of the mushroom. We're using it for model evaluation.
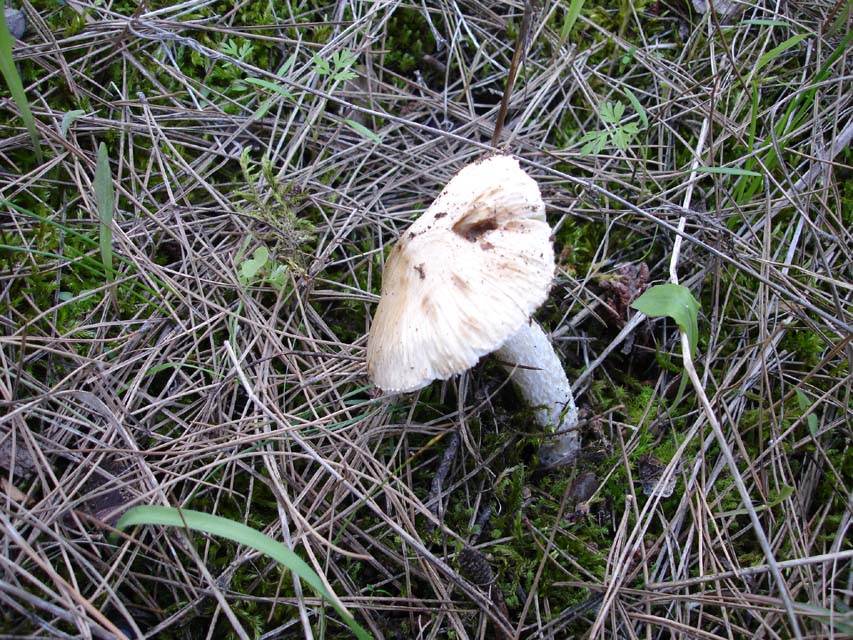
[366,155,579,465]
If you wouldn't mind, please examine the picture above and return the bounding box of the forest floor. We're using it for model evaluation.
[1,1,851,638]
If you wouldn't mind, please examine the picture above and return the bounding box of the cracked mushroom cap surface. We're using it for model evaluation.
[367,155,555,393]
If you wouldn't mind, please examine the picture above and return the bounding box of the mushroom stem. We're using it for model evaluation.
[494,322,579,466]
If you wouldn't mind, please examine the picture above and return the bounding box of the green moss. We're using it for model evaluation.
[383,7,436,76]
[779,329,828,369]
[555,217,605,272]
[841,168,853,226]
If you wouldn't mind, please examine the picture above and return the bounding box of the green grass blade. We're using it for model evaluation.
[115,505,373,640]
[559,0,585,46]
[733,84,762,203]
[739,29,853,205]
[740,19,791,27]
[2,198,170,293]
[828,0,852,34]
[94,143,115,282]
[0,9,42,163]
[695,166,762,177]
[344,119,382,143]
[756,34,809,73]
[746,85,759,155]
[245,77,294,100]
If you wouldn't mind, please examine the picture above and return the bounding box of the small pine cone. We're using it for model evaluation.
[458,546,496,587]
[458,546,510,634]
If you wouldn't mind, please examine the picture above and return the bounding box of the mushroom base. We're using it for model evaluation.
[495,322,580,466]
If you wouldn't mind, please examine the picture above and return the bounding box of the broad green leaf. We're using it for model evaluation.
[240,246,269,282]
[94,143,115,282]
[331,49,358,80]
[631,283,700,359]
[577,131,600,144]
[345,119,382,143]
[614,123,640,149]
[756,33,809,73]
[329,57,358,81]
[114,506,372,640]
[0,10,42,162]
[334,49,357,69]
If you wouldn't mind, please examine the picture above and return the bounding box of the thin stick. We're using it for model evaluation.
[491,1,534,147]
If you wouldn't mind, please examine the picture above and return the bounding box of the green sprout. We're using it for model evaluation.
[578,100,643,154]
[313,49,358,83]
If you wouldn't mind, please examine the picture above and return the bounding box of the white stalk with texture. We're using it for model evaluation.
[496,322,579,465]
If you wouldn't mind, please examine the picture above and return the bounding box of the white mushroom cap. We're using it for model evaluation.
[367,155,555,393]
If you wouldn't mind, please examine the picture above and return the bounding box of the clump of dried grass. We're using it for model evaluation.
[1,1,850,638]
